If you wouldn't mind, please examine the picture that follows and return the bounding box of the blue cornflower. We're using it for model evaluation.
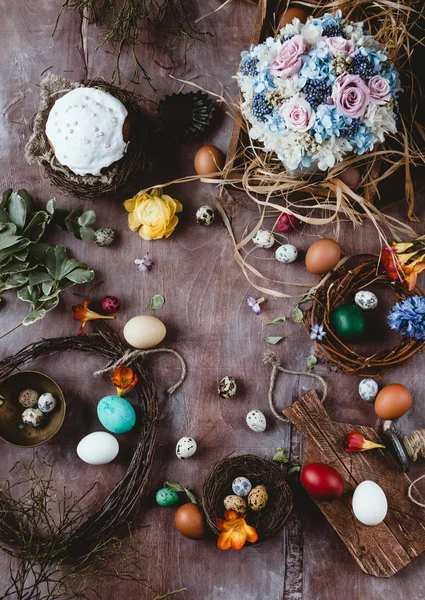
[310,323,327,341]
[388,296,425,340]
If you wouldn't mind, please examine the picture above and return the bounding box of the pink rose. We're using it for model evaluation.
[368,75,391,104]
[325,36,355,57]
[282,97,315,132]
[269,35,306,78]
[332,73,371,119]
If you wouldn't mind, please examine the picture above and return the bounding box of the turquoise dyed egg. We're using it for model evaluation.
[156,487,179,507]
[97,395,136,434]
[331,305,366,341]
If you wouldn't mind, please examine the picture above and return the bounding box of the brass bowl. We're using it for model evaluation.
[0,371,66,447]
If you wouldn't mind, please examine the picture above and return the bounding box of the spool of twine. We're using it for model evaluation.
[402,430,425,508]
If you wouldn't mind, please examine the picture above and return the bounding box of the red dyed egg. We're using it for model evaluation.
[301,463,344,500]
[101,295,121,314]
[276,212,299,233]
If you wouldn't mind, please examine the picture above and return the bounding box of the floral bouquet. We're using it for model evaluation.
[238,10,400,172]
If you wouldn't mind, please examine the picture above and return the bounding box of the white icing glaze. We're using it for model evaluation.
[45,87,128,176]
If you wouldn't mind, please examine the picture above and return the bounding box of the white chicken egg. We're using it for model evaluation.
[77,432,119,465]
[246,409,266,433]
[176,436,197,459]
[352,480,388,526]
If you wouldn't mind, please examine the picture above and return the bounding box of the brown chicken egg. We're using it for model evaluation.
[374,384,412,420]
[194,145,225,177]
[174,503,207,540]
[277,6,309,29]
[305,238,342,274]
[339,167,361,190]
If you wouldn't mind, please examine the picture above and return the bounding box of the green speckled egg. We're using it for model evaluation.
[97,395,136,434]
[156,488,179,507]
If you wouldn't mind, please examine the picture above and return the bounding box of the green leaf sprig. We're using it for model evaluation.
[273,447,300,475]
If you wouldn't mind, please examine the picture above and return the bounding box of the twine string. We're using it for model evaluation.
[263,352,328,424]
[408,474,425,508]
[404,429,425,462]
[93,347,187,394]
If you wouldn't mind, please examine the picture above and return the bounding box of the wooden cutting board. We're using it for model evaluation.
[284,391,425,578]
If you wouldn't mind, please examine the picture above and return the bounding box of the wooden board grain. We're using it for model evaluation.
[284,391,425,578]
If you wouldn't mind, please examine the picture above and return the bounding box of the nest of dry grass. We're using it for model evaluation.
[202,454,292,540]
[302,260,425,375]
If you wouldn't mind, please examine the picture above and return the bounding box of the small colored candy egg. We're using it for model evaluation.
[277,6,309,28]
[246,409,267,433]
[77,431,119,465]
[224,494,247,514]
[156,487,180,507]
[18,388,39,408]
[275,244,298,263]
[359,378,379,403]
[123,315,166,349]
[352,480,388,526]
[253,230,275,249]
[232,476,252,497]
[196,205,215,226]
[331,305,366,341]
[101,295,121,314]
[194,145,225,177]
[374,384,412,420]
[248,485,268,511]
[305,238,341,274]
[97,395,136,434]
[218,376,237,399]
[22,407,44,427]
[37,392,57,413]
[339,166,361,190]
[176,436,197,459]
[354,291,378,311]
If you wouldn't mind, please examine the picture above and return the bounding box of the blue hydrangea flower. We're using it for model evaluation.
[388,296,425,340]
[311,10,342,30]
[311,105,346,142]
[356,46,388,75]
[300,48,336,83]
[310,323,327,341]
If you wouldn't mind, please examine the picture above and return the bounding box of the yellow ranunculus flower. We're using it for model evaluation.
[123,188,183,240]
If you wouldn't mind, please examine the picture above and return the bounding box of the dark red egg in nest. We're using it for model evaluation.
[101,296,121,314]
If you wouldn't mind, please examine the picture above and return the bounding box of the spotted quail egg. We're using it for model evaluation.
[232,476,252,497]
[248,485,268,511]
[176,436,197,459]
[275,244,298,263]
[354,291,378,310]
[38,393,57,413]
[358,378,379,403]
[218,376,237,399]
[224,494,247,513]
[18,388,39,408]
[253,230,275,249]
[22,407,44,427]
[246,409,267,433]
[196,205,215,226]
[94,227,115,247]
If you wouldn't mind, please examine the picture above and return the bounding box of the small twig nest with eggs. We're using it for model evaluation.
[202,455,292,541]
[25,73,149,199]
[303,260,425,376]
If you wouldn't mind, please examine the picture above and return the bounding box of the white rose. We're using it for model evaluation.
[301,23,323,46]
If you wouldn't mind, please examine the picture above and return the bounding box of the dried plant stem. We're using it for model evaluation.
[153,588,187,600]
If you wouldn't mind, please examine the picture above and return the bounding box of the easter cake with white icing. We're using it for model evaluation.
[45,87,130,177]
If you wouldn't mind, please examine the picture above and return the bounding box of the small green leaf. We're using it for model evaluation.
[273,447,289,464]
[288,465,301,475]
[7,192,27,231]
[291,306,303,323]
[78,210,96,227]
[66,268,95,284]
[306,355,317,371]
[268,316,286,324]
[79,226,96,243]
[184,488,198,505]
[164,481,184,493]
[265,336,284,345]
[1,189,12,208]
[28,271,53,286]
[148,294,165,310]
[16,190,33,212]
[23,211,50,242]
[46,198,56,215]
[22,309,46,326]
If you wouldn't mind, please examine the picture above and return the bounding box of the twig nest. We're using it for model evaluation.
[218,376,237,398]
[18,389,39,408]
[176,436,197,459]
[94,228,115,247]
[253,230,275,249]
[246,409,267,432]
[196,205,215,226]
[22,408,44,427]
[359,378,379,402]
[203,455,292,540]
[275,244,298,263]
[354,290,378,310]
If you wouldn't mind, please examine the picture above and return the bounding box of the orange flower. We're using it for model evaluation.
[111,365,138,396]
[72,299,115,335]
[381,240,425,291]
[216,510,258,551]
[345,430,385,453]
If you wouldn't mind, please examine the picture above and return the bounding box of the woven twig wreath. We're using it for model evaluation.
[202,455,292,541]
[25,73,149,199]
[303,260,425,376]
[0,331,161,560]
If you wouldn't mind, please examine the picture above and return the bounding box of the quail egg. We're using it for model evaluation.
[196,205,215,226]
[22,407,44,427]
[223,494,247,514]
[359,378,379,403]
[176,436,197,459]
[354,290,378,310]
[232,476,252,497]
[275,244,298,263]
[218,376,237,399]
[253,230,275,249]
[18,389,39,408]
[246,409,267,433]
[38,392,57,413]
[248,485,268,511]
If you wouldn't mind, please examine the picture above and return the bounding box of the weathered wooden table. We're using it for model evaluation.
[1,2,424,598]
